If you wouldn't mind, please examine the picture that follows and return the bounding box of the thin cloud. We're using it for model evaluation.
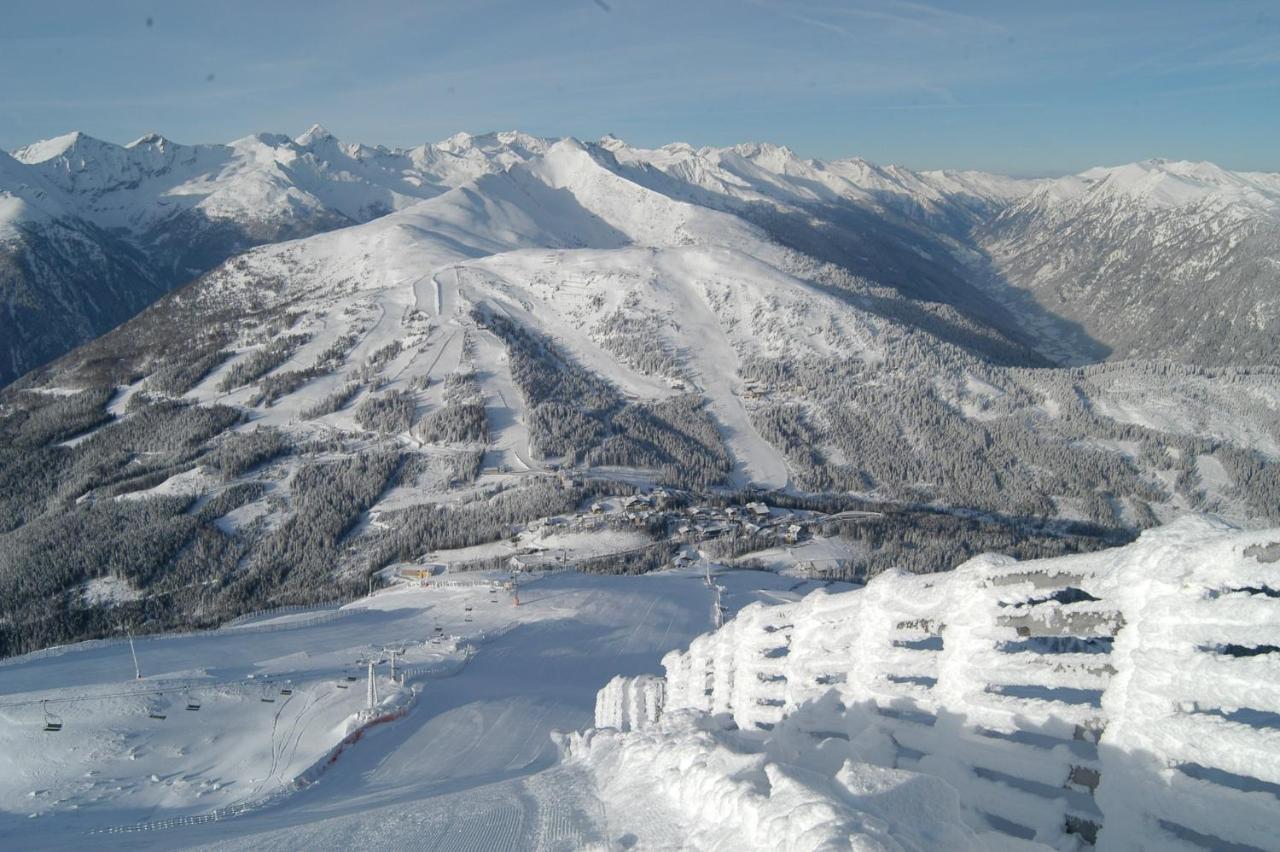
[749,0,1006,38]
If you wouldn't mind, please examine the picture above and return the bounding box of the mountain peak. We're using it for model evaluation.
[730,141,799,164]
[11,130,107,164]
[598,134,628,152]
[295,124,336,146]
[126,131,172,149]
[438,131,476,152]
[1064,158,1276,209]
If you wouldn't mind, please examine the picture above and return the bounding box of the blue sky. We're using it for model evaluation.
[2,0,1276,175]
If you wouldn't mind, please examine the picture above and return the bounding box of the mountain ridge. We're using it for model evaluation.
[2,129,1278,660]
[5,126,1279,386]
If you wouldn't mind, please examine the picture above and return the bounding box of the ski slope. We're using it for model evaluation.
[0,566,841,849]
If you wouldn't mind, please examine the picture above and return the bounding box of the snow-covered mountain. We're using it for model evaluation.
[6,127,1278,386]
[3,127,1278,849]
[4,131,1278,660]
[0,127,549,385]
[979,159,1280,365]
[8,126,553,234]
[602,142,1280,367]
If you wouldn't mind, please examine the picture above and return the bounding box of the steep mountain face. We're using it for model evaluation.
[977,160,1280,365]
[3,137,1277,657]
[0,127,549,385]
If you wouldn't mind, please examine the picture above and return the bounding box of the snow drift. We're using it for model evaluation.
[561,710,1016,852]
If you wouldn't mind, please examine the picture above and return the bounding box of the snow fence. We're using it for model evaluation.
[593,516,1280,851]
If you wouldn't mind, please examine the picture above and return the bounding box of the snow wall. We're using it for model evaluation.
[591,516,1280,851]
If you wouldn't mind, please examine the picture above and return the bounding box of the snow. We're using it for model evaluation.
[5,488,1277,850]
[115,467,218,502]
[1088,368,1280,459]
[78,576,143,607]
[0,566,821,848]
[11,131,89,164]
[0,124,1049,262]
[603,134,1045,217]
[2,127,540,239]
[594,516,1280,850]
[7,123,1280,848]
[563,710,1012,851]
[1024,158,1280,215]
[730,534,862,578]
[153,125,916,492]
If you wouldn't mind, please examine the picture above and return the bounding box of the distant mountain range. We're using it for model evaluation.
[0,127,550,386]
[4,127,1279,387]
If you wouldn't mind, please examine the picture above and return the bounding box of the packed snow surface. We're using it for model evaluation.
[0,565,846,849]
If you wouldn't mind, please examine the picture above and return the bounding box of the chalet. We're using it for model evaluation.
[623,495,651,514]
[783,523,805,544]
[745,501,770,519]
[699,522,735,540]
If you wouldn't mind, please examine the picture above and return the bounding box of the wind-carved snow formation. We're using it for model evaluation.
[584,516,1280,851]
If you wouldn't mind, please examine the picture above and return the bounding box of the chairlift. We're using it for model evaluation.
[280,685,293,696]
[260,684,276,703]
[149,693,168,719]
[42,700,62,732]
[186,695,201,711]
[336,678,349,689]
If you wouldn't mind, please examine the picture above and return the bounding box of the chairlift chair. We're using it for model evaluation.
[280,684,293,696]
[42,700,62,732]
[186,695,201,711]
[260,684,276,703]
[149,693,168,719]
